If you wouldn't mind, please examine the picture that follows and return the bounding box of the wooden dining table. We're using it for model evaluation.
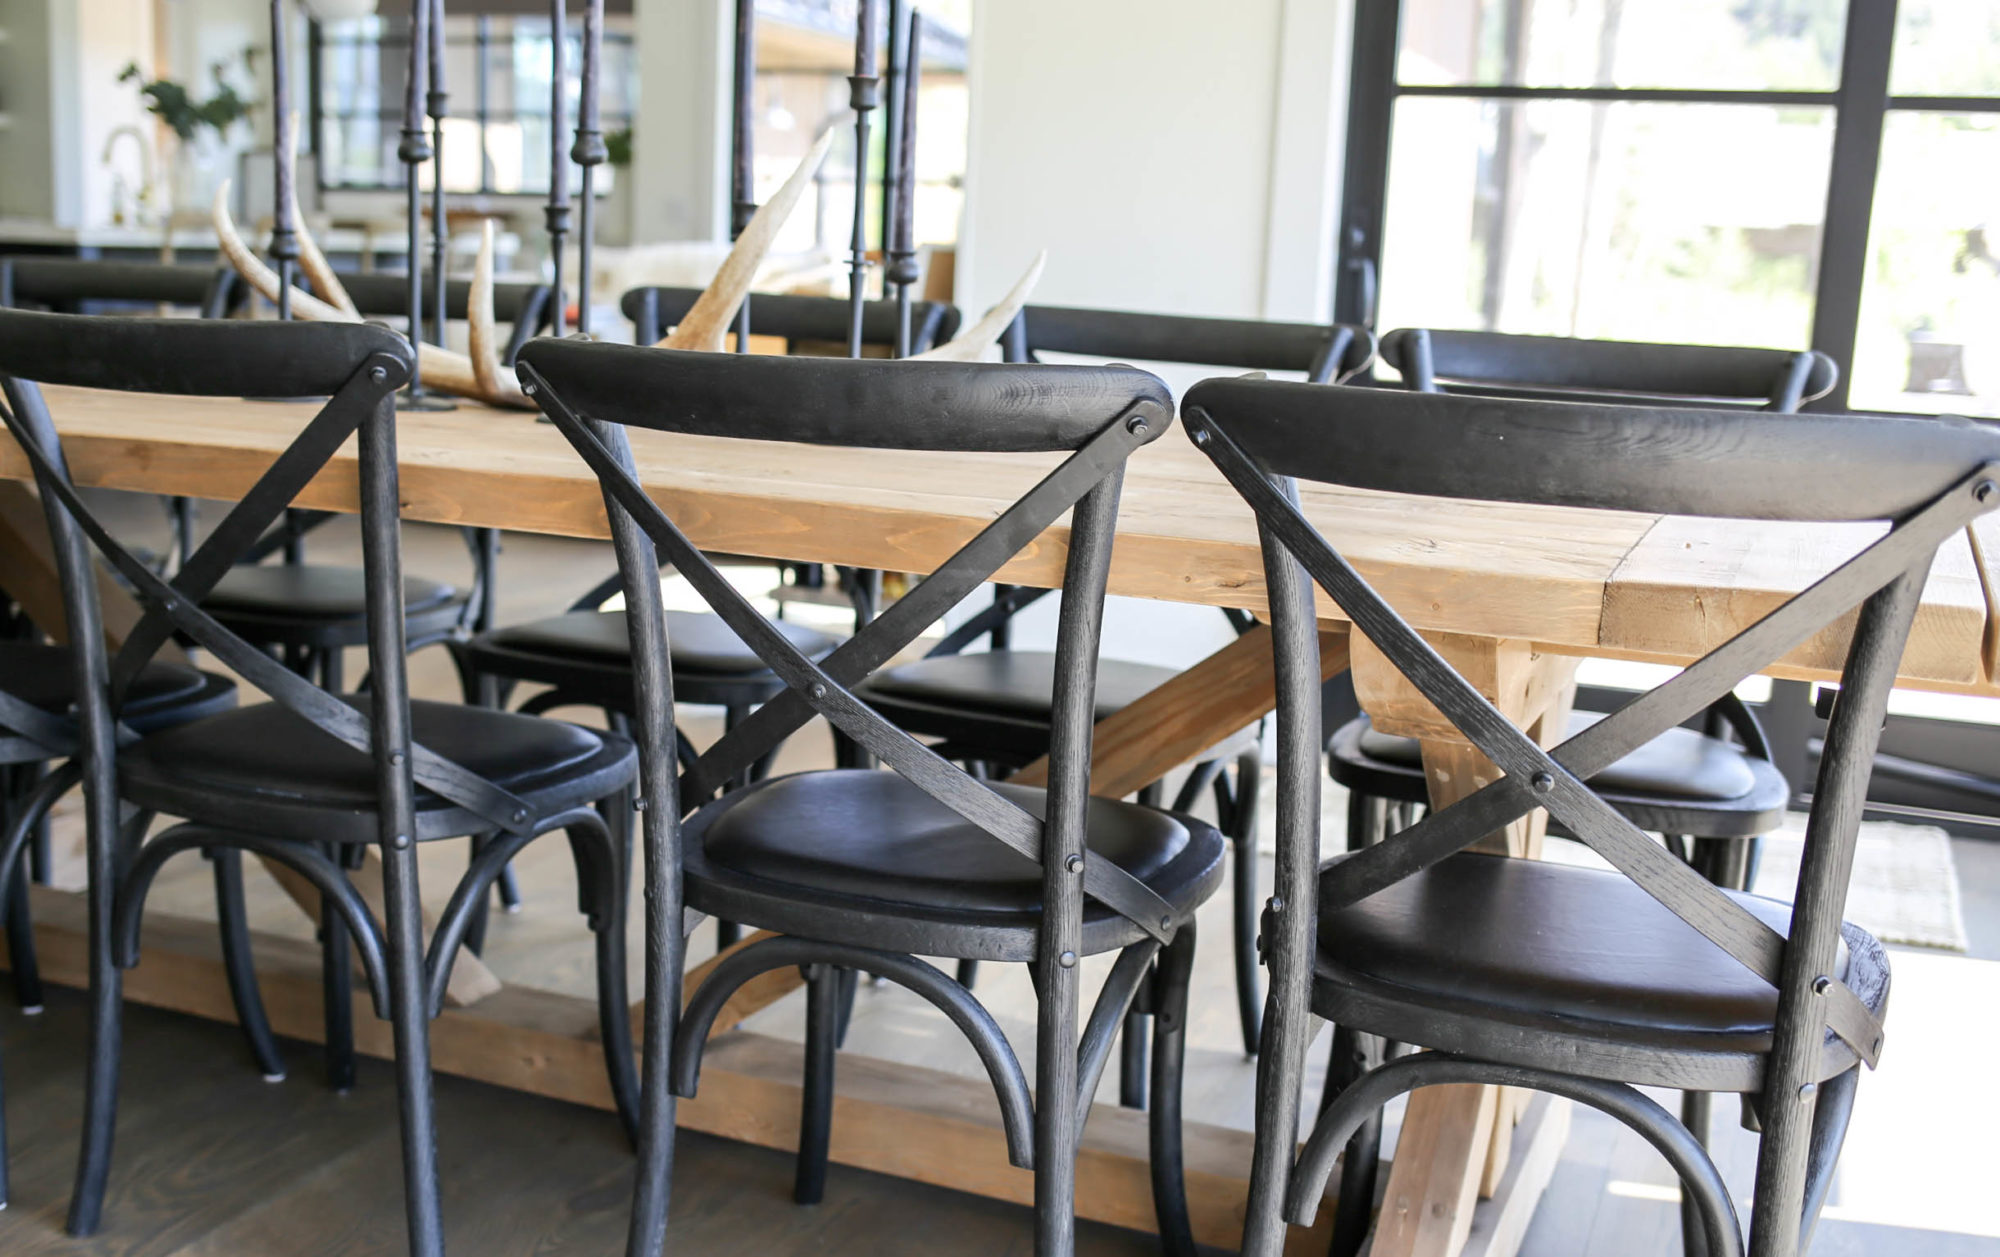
[2,384,1997,1257]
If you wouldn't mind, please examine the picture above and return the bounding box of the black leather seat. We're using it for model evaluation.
[203,564,469,651]
[687,769,1228,960]
[466,608,839,715]
[1313,850,1885,1090]
[0,644,237,735]
[206,565,461,621]
[859,650,1235,763]
[1332,709,1790,840]
[120,699,636,845]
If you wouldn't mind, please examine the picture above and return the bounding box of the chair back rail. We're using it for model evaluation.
[0,257,245,320]
[516,338,1177,940]
[1007,304,1376,384]
[1380,327,1838,410]
[621,286,960,355]
[1186,378,2000,1255]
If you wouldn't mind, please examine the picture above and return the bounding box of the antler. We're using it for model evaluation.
[212,180,530,409]
[282,112,359,318]
[657,126,838,350]
[909,251,1046,362]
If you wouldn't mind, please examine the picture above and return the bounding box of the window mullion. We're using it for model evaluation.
[1807,0,1902,412]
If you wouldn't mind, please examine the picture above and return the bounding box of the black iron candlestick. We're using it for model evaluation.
[399,0,452,408]
[545,0,570,337]
[845,0,879,358]
[877,0,907,280]
[572,0,605,336]
[427,0,448,347]
[269,0,298,322]
[730,0,756,352]
[886,11,922,358]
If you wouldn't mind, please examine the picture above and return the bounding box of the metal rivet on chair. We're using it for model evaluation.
[391,833,410,850]
[1126,414,1149,435]
[1058,951,1077,969]
[1530,771,1555,794]
[811,683,827,700]
[1065,854,1084,873]
[1977,479,1995,503]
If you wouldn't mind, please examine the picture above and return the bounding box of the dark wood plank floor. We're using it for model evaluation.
[0,990,1169,1256]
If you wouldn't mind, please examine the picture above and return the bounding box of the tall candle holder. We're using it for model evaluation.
[399,0,454,408]
[572,0,606,336]
[844,0,880,358]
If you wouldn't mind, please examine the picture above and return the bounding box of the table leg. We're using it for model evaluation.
[1350,632,1578,1257]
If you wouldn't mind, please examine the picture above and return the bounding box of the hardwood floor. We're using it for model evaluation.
[0,990,1165,1256]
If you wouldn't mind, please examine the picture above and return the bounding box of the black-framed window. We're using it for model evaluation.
[310,14,636,197]
[1335,0,2000,417]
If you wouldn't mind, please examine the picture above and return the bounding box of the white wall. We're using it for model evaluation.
[953,0,1352,670]
[957,0,1350,324]
[629,0,730,244]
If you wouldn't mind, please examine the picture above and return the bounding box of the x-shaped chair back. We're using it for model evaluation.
[1183,376,2000,1240]
[0,309,548,843]
[1381,327,1839,411]
[516,338,1182,943]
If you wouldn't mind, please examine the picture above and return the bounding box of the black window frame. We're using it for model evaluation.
[307,15,637,198]
[1333,0,2000,415]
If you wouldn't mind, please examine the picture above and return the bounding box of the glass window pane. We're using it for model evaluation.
[1849,111,2000,418]
[1397,0,1846,92]
[1890,0,2000,97]
[1376,98,1832,349]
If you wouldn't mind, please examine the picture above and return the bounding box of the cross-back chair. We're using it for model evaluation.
[1338,330,1840,879]
[1183,378,1997,1257]
[0,309,639,1252]
[516,339,1225,1257]
[0,258,262,1025]
[857,304,1375,1070]
[467,288,963,958]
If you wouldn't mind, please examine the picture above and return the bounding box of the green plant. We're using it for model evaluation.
[119,46,260,143]
[605,126,634,167]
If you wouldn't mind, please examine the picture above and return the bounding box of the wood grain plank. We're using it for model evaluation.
[1010,624,1350,797]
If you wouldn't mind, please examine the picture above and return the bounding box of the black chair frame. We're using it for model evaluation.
[0,311,638,1252]
[1185,379,1999,1256]
[517,340,1211,1257]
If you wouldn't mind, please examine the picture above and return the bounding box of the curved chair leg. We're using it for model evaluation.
[5,855,41,1013]
[1681,1089,1713,1257]
[1325,1027,1383,1257]
[955,959,980,987]
[569,819,640,1145]
[1224,747,1263,1057]
[795,963,840,1205]
[321,866,357,1093]
[65,802,134,1237]
[1281,1054,1743,1257]
[1147,922,1199,1257]
[209,848,286,1081]
[464,834,494,957]
[496,862,522,912]
[1119,1009,1148,1109]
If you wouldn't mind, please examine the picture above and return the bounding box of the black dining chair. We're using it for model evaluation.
[1184,378,1989,1257]
[465,289,961,953]
[516,339,1224,1257]
[0,257,254,1023]
[197,271,556,696]
[0,309,639,1251]
[857,305,1374,1069]
[1335,329,1842,877]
